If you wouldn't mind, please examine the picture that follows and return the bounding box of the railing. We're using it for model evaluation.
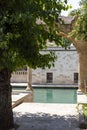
[11,71,27,83]
[13,71,27,75]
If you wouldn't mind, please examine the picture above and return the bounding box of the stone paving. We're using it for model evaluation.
[13,103,80,130]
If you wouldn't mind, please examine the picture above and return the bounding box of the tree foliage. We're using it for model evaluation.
[0,0,69,70]
[70,0,87,41]
[68,9,81,16]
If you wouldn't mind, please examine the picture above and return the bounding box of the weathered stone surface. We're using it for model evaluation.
[32,46,78,85]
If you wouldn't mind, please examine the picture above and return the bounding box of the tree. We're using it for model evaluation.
[0,0,69,129]
[68,0,87,92]
[59,0,87,92]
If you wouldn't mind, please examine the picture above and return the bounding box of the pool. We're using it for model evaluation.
[33,88,77,104]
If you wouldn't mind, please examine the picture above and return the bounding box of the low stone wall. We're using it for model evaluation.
[12,92,33,108]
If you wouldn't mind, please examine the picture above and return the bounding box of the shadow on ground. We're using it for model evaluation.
[14,112,79,130]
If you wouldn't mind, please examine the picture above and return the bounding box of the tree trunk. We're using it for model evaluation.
[75,40,87,92]
[0,68,14,130]
[78,52,87,92]
[58,17,87,92]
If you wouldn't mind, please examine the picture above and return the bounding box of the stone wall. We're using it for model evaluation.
[32,46,78,85]
[11,46,78,85]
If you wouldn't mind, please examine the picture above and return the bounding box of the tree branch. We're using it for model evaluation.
[56,31,77,47]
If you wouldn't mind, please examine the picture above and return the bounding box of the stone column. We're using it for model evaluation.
[26,67,33,91]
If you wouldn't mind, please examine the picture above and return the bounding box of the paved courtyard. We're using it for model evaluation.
[13,103,80,130]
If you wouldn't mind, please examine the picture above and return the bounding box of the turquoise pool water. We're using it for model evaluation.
[33,88,77,104]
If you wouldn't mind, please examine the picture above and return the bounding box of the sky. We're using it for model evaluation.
[61,0,80,16]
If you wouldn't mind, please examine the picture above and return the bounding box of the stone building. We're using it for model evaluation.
[11,45,78,85]
[32,46,78,85]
